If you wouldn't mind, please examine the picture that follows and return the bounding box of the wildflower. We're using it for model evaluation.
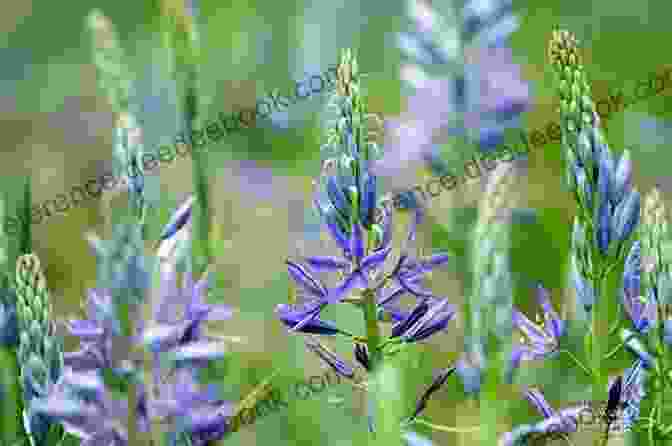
[390,298,456,343]
[143,267,232,366]
[157,195,194,245]
[0,277,18,347]
[384,0,529,179]
[14,254,64,446]
[622,241,656,333]
[511,284,565,366]
[620,359,647,432]
[275,303,345,336]
[31,368,146,444]
[42,214,234,445]
[282,210,396,330]
[500,387,587,446]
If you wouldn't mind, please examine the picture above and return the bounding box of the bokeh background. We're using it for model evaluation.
[1,0,671,444]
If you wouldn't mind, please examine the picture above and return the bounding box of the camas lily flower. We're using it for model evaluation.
[275,303,347,336]
[0,277,18,347]
[143,268,232,367]
[283,207,396,331]
[31,368,148,445]
[622,241,657,334]
[390,298,456,343]
[500,387,587,446]
[510,284,565,369]
[63,288,117,372]
[382,0,529,182]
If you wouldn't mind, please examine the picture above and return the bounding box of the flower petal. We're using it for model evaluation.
[286,260,326,298]
[305,256,350,272]
[361,246,392,273]
[172,341,228,363]
[350,221,365,264]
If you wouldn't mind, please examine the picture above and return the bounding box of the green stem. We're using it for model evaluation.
[362,288,382,370]
[0,347,23,445]
[362,285,386,444]
[560,349,593,378]
[591,270,609,404]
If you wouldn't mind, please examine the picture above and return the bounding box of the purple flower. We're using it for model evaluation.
[511,284,565,367]
[63,289,117,372]
[391,298,456,343]
[385,0,530,176]
[151,368,234,446]
[157,195,194,243]
[500,387,587,446]
[622,241,656,333]
[0,282,18,347]
[613,190,640,244]
[275,303,345,336]
[621,359,647,432]
[51,262,235,445]
[282,211,396,330]
[31,368,147,444]
[380,251,452,302]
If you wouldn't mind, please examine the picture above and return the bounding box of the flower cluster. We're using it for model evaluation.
[277,50,456,442]
[29,199,235,446]
[497,29,672,446]
[384,0,530,187]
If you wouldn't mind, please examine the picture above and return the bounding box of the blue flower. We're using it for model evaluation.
[275,303,346,336]
[622,242,656,334]
[391,298,456,343]
[283,210,396,330]
[510,284,565,368]
[0,279,18,347]
[500,387,587,446]
[386,0,530,178]
[52,228,234,445]
[157,195,195,244]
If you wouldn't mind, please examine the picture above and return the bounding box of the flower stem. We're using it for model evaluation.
[560,349,593,378]
[591,270,609,404]
[0,347,23,445]
[362,287,387,443]
[362,288,382,370]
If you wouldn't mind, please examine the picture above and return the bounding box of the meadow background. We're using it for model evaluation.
[1,0,671,444]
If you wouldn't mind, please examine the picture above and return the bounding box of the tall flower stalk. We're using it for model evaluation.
[278,49,456,446]
[390,0,529,181]
[87,10,149,235]
[471,162,517,445]
[161,0,212,277]
[0,189,27,446]
[548,29,640,403]
[87,9,161,444]
[14,254,65,446]
[617,186,672,444]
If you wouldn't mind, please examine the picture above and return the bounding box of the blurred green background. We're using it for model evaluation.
[1,0,671,444]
